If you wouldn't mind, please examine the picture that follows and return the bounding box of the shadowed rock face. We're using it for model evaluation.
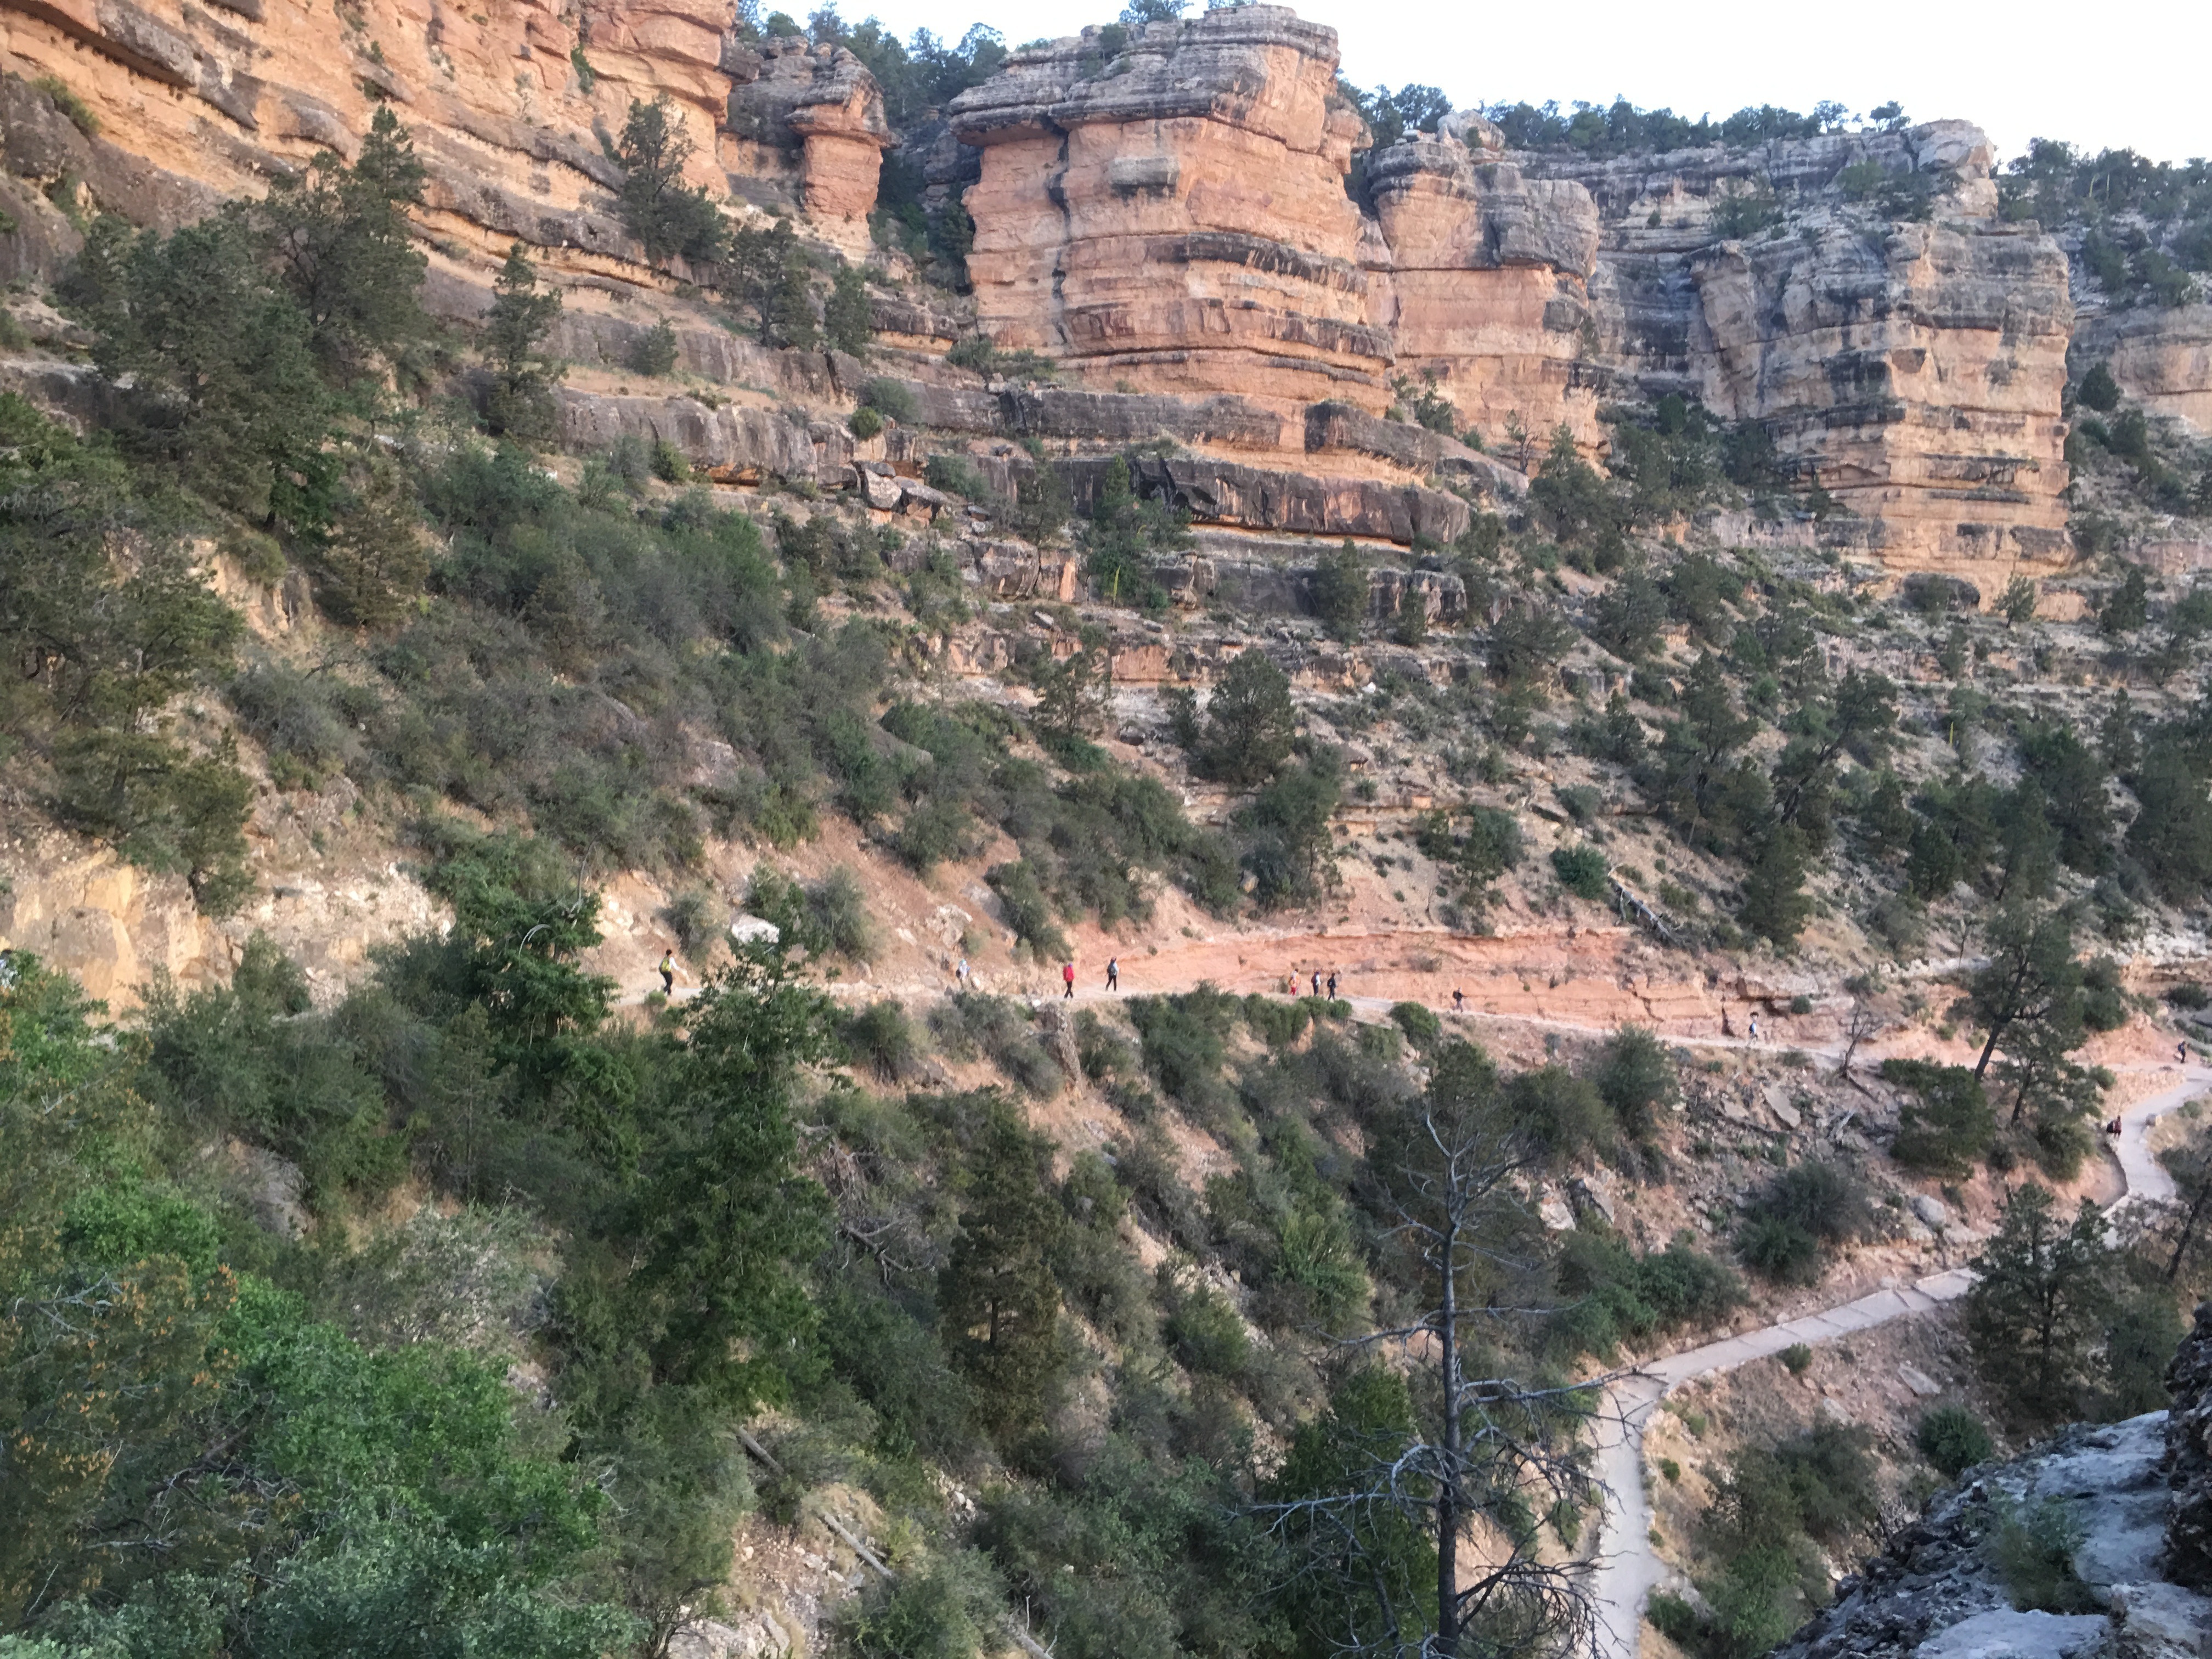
[2168,1299,2212,1589]
[1368,134,1607,450]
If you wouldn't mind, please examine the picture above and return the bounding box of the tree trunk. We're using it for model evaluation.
[1436,1214,1460,1658]
[1974,1023,2003,1080]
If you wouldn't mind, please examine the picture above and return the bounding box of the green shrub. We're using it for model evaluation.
[1736,1159,1869,1284]
[650,438,691,483]
[986,859,1068,961]
[1552,843,1610,901]
[859,376,919,424]
[1883,1059,1995,1176]
[631,318,680,377]
[33,74,100,136]
[1127,988,1238,1119]
[945,994,1062,1098]
[848,404,884,440]
[1243,995,1312,1051]
[1592,1024,1679,1140]
[1988,1497,2096,1613]
[926,452,990,501]
[844,999,919,1083]
[1647,1591,1702,1647]
[1164,1277,1251,1379]
[1505,1063,1612,1164]
[1550,1228,1744,1359]
[1310,540,1369,640]
[1916,1403,1994,1476]
[1389,1001,1442,1046]
[839,1551,1004,1659]
[659,886,727,967]
[1780,1342,1812,1374]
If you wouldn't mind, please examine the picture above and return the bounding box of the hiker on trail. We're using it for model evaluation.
[956,957,969,992]
[1285,967,1298,995]
[658,951,676,996]
[1452,988,1465,1013]
[2107,1116,2123,1137]
[1106,957,1119,992]
[2180,1041,2190,1064]
[1063,961,1076,999]
[1327,970,1338,1000]
[1747,1014,1758,1040]
[1311,970,1321,997]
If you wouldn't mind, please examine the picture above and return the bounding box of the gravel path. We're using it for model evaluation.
[1587,1064,2210,1659]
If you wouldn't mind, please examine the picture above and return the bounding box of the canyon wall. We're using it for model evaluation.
[947,10,1387,420]
[0,0,2175,589]
[0,0,895,284]
[1520,123,2076,586]
[940,8,2079,590]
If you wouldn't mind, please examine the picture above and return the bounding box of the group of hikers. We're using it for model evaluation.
[1282,968,1343,1000]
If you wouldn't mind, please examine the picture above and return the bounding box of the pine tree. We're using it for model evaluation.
[1964,1182,2111,1424]
[482,244,565,443]
[317,453,428,629]
[938,1098,1067,1440]
[615,95,727,266]
[256,103,430,379]
[823,261,872,356]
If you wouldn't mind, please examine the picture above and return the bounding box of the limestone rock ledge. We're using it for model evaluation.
[1773,1402,2211,1659]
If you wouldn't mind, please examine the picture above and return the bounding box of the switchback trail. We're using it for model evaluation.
[1587,1064,2210,1659]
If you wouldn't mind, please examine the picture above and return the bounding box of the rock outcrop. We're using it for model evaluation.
[2166,1299,2212,1588]
[0,0,895,280]
[1774,1406,2212,1659]
[2075,303,2212,433]
[1515,122,2076,592]
[1367,132,1605,449]
[948,8,1386,418]
[723,36,896,243]
[936,9,2078,584]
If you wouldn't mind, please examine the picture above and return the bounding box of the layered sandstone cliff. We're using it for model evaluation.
[1367,130,1605,449]
[947,9,1386,419]
[939,9,2078,586]
[0,0,894,283]
[1518,122,2076,588]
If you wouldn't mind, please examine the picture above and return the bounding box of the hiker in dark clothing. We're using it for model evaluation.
[1311,971,1321,996]
[658,951,676,995]
[1327,971,1338,1000]
[1106,957,1119,992]
[1452,988,1464,1013]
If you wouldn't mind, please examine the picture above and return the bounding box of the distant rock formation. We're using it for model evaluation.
[948,8,1387,420]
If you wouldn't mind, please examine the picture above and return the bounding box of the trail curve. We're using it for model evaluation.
[1587,1064,2210,1659]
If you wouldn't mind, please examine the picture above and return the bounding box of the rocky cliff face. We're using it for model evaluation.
[938,8,2080,589]
[0,0,2188,586]
[1772,1305,2212,1659]
[1367,131,1605,449]
[1504,124,2076,589]
[947,9,1386,419]
[0,0,894,284]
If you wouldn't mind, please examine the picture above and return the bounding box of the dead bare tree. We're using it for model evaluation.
[1838,996,1886,1080]
[1259,1044,1607,1659]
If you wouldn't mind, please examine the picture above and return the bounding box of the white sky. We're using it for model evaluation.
[824,0,2210,167]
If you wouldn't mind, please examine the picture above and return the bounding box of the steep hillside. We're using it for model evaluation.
[5,4,2212,1659]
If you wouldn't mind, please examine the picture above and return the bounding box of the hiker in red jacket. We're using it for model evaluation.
[1063,961,1076,998]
